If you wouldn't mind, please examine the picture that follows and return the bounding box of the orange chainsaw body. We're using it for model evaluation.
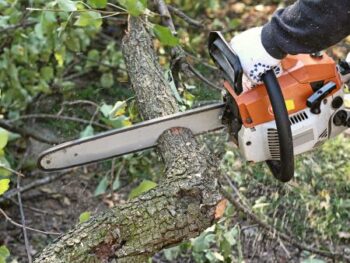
[224,53,342,128]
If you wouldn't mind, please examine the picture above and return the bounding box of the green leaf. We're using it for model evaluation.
[100,103,113,117]
[74,11,102,28]
[57,0,77,11]
[8,132,20,142]
[118,0,147,16]
[54,47,66,67]
[0,179,10,196]
[101,115,131,128]
[0,246,10,258]
[86,49,100,68]
[229,18,241,29]
[100,72,114,88]
[129,180,157,199]
[165,70,182,103]
[0,157,11,177]
[192,232,215,252]
[79,125,94,138]
[112,175,120,190]
[94,176,109,196]
[0,128,8,150]
[153,24,179,47]
[79,211,91,223]
[100,101,128,120]
[88,0,107,8]
[205,251,224,262]
[65,34,81,52]
[110,101,127,118]
[301,259,326,263]
[220,238,232,259]
[40,66,54,82]
[223,226,238,245]
[163,246,181,261]
[0,245,10,263]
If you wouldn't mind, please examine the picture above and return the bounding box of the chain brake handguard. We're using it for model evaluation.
[208,31,243,95]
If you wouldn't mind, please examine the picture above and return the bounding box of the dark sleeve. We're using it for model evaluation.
[262,0,350,59]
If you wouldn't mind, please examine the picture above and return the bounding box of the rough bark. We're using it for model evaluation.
[34,17,223,263]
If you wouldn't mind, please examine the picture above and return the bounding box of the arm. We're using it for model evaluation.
[262,0,350,59]
[230,0,350,87]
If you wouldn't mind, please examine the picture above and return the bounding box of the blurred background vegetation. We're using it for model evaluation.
[0,0,349,262]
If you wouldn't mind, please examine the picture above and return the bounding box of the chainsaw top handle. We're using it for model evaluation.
[208,31,294,182]
[262,71,294,182]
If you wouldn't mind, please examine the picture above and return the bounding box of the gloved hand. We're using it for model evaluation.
[229,27,283,90]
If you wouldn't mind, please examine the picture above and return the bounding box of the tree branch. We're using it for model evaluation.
[167,5,204,29]
[154,0,176,33]
[8,114,109,130]
[0,119,60,144]
[0,172,69,203]
[0,208,61,236]
[0,21,36,34]
[186,62,223,91]
[152,0,222,93]
[34,17,224,263]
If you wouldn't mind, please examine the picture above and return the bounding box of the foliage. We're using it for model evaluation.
[94,175,109,196]
[0,128,11,195]
[118,0,147,17]
[152,25,179,47]
[128,179,157,199]
[0,245,10,263]
[163,217,243,263]
[79,211,91,223]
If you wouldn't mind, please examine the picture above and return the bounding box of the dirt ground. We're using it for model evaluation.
[0,165,108,261]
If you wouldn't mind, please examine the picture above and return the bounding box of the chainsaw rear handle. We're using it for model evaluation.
[262,70,294,182]
[208,31,294,182]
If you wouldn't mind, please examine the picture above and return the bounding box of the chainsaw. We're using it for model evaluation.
[38,32,350,182]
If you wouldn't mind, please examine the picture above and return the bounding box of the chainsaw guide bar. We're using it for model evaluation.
[38,103,225,171]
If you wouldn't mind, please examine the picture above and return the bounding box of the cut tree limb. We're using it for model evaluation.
[34,17,224,263]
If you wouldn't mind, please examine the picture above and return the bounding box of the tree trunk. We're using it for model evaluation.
[34,17,224,263]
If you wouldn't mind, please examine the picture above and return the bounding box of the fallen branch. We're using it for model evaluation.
[0,172,69,203]
[8,114,109,129]
[0,119,60,144]
[57,100,100,116]
[0,208,61,236]
[0,21,36,34]
[17,176,33,263]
